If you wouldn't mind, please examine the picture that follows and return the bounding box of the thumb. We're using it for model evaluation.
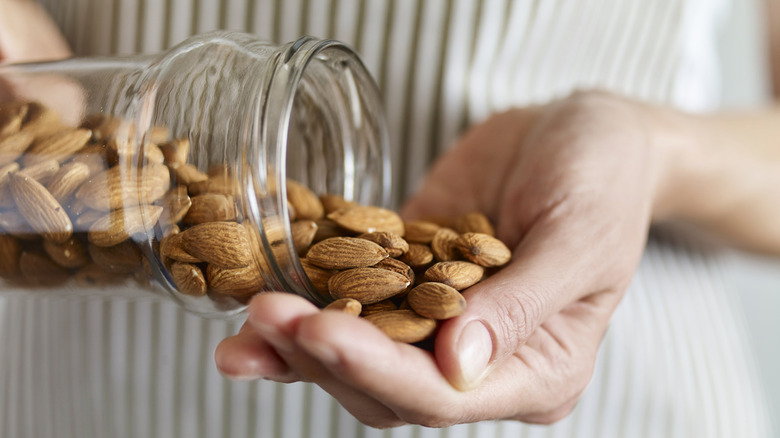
[434,212,600,391]
[0,0,71,64]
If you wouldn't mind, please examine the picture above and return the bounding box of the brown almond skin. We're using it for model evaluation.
[455,232,512,267]
[306,236,388,270]
[0,234,22,278]
[424,261,484,291]
[399,243,434,268]
[9,172,73,244]
[453,212,495,236]
[182,193,236,225]
[328,267,410,305]
[360,299,398,317]
[171,262,207,296]
[46,161,91,203]
[363,310,437,343]
[23,128,92,166]
[373,257,415,283]
[160,232,202,263]
[72,263,126,287]
[0,131,35,167]
[313,218,348,242]
[88,205,163,247]
[159,138,190,165]
[19,251,70,287]
[357,231,409,257]
[286,179,324,221]
[319,194,357,215]
[156,185,191,229]
[207,263,266,298]
[291,220,318,256]
[324,298,362,316]
[328,205,405,235]
[408,282,466,319]
[43,236,90,269]
[171,162,208,185]
[403,220,441,244]
[431,227,461,262]
[300,258,336,298]
[88,241,142,274]
[181,221,253,269]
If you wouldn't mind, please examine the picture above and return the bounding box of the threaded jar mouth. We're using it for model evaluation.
[245,36,390,308]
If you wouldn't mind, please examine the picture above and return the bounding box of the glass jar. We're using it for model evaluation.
[0,31,390,318]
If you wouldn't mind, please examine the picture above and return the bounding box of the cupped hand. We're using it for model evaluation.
[216,91,675,427]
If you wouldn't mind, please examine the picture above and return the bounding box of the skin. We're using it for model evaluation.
[3,0,779,429]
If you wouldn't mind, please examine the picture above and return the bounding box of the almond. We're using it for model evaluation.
[46,161,91,203]
[328,267,410,304]
[75,163,170,211]
[0,234,21,278]
[455,232,512,267]
[170,262,207,296]
[319,194,357,214]
[43,236,90,269]
[23,128,91,166]
[182,193,235,225]
[72,263,126,287]
[300,258,335,298]
[431,227,461,262]
[19,251,70,286]
[372,257,415,283]
[363,310,437,343]
[88,205,163,247]
[207,263,265,297]
[453,212,495,236]
[19,102,61,138]
[170,162,208,185]
[313,218,348,242]
[0,102,26,137]
[357,231,409,257]
[399,243,434,268]
[87,241,142,274]
[407,282,466,319]
[9,172,73,243]
[159,137,190,165]
[156,185,191,228]
[68,143,110,175]
[324,298,362,316]
[424,261,484,291]
[360,299,398,317]
[160,232,202,263]
[188,173,240,196]
[0,162,20,207]
[72,209,105,231]
[0,131,35,166]
[306,236,388,270]
[403,220,440,244]
[18,158,60,185]
[290,220,318,255]
[328,205,404,235]
[180,221,253,269]
[286,179,324,220]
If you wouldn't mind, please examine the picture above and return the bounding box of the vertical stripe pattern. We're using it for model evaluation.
[3,0,774,437]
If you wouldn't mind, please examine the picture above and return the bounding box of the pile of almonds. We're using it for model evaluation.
[287,185,511,344]
[0,100,512,345]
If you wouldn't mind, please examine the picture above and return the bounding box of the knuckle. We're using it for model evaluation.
[493,286,548,347]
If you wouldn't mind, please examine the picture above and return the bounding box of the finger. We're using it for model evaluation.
[434,206,626,391]
[214,327,296,382]
[0,0,71,63]
[245,293,405,427]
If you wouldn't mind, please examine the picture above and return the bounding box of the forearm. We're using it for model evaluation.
[651,105,780,254]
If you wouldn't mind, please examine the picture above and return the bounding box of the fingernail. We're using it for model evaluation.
[455,320,494,390]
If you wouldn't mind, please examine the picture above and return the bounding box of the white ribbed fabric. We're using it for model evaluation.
[0,0,775,437]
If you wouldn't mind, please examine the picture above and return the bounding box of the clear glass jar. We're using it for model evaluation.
[0,31,390,318]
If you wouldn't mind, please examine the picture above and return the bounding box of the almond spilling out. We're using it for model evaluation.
[306,236,388,270]
[455,232,512,267]
[424,261,484,291]
[327,205,405,235]
[363,310,437,344]
[407,282,466,319]
[328,267,410,304]
[0,102,517,349]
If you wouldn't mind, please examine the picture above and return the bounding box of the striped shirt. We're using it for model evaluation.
[0,0,775,437]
